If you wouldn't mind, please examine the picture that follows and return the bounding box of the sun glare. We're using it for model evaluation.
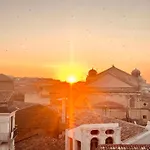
[67,75,77,84]
[55,63,87,82]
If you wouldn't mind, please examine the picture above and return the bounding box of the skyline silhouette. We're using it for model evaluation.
[0,0,150,81]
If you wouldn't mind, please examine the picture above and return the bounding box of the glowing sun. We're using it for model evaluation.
[67,75,77,84]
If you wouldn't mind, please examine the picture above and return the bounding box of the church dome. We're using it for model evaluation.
[88,68,97,77]
[131,68,141,77]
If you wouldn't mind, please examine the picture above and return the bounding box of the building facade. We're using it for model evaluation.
[0,74,17,150]
[65,109,150,150]
[75,66,150,124]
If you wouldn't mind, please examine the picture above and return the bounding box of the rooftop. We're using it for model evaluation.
[0,91,17,113]
[0,74,13,82]
[15,105,60,142]
[96,144,150,150]
[69,109,147,141]
[15,134,65,150]
[0,90,35,112]
[0,91,14,103]
[0,105,17,113]
[87,66,139,87]
[15,106,148,150]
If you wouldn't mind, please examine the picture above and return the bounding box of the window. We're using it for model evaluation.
[76,140,81,150]
[143,115,147,119]
[143,103,147,106]
[68,138,73,150]
[105,129,114,134]
[91,130,99,135]
[90,138,98,150]
[105,137,113,144]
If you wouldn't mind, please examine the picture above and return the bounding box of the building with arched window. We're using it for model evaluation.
[90,138,99,150]
[65,109,150,150]
[105,137,113,144]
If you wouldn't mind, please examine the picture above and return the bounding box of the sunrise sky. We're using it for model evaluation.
[0,0,150,81]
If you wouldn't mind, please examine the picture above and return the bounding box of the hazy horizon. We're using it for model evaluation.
[1,0,150,81]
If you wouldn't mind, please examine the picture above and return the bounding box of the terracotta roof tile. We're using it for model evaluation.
[13,101,37,110]
[15,134,65,150]
[0,91,18,113]
[96,144,150,150]
[15,105,65,150]
[15,105,60,142]
[0,105,17,113]
[0,91,14,102]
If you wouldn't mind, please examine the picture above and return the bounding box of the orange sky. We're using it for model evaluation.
[0,0,150,82]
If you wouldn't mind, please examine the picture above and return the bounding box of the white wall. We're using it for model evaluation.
[0,144,9,150]
[0,115,10,133]
[25,93,50,105]
[66,123,121,150]
[67,126,82,141]
[0,142,14,150]
[0,112,15,150]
